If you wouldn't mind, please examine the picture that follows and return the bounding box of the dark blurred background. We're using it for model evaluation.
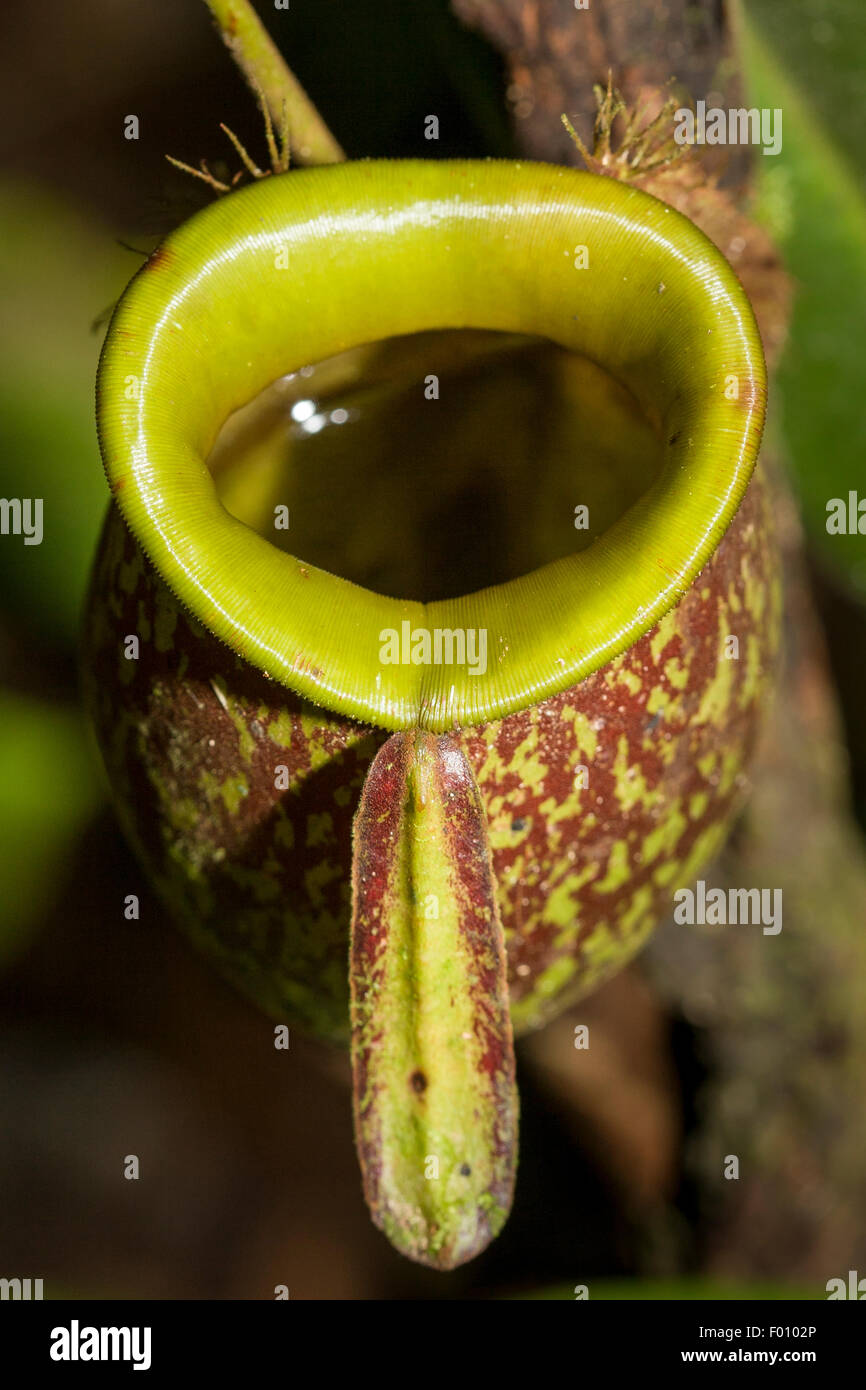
[0,0,864,1299]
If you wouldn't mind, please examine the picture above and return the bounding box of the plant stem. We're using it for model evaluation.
[202,0,344,165]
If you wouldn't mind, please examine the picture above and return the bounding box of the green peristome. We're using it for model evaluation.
[97,160,765,731]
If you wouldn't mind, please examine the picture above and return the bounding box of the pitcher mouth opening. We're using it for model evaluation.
[97,159,767,733]
[207,329,668,598]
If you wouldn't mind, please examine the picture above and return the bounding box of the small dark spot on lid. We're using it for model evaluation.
[410,1070,427,1094]
[668,431,682,446]
[511,817,528,833]
[460,1163,471,1177]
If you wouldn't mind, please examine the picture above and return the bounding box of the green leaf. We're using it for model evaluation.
[0,183,131,642]
[0,692,102,966]
[737,0,866,594]
[518,1278,825,1300]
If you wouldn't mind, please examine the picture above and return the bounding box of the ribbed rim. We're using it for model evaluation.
[97,159,766,732]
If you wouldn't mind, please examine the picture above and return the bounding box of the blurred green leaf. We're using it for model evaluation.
[738,0,866,596]
[0,183,131,643]
[0,692,102,966]
[519,1279,823,1300]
